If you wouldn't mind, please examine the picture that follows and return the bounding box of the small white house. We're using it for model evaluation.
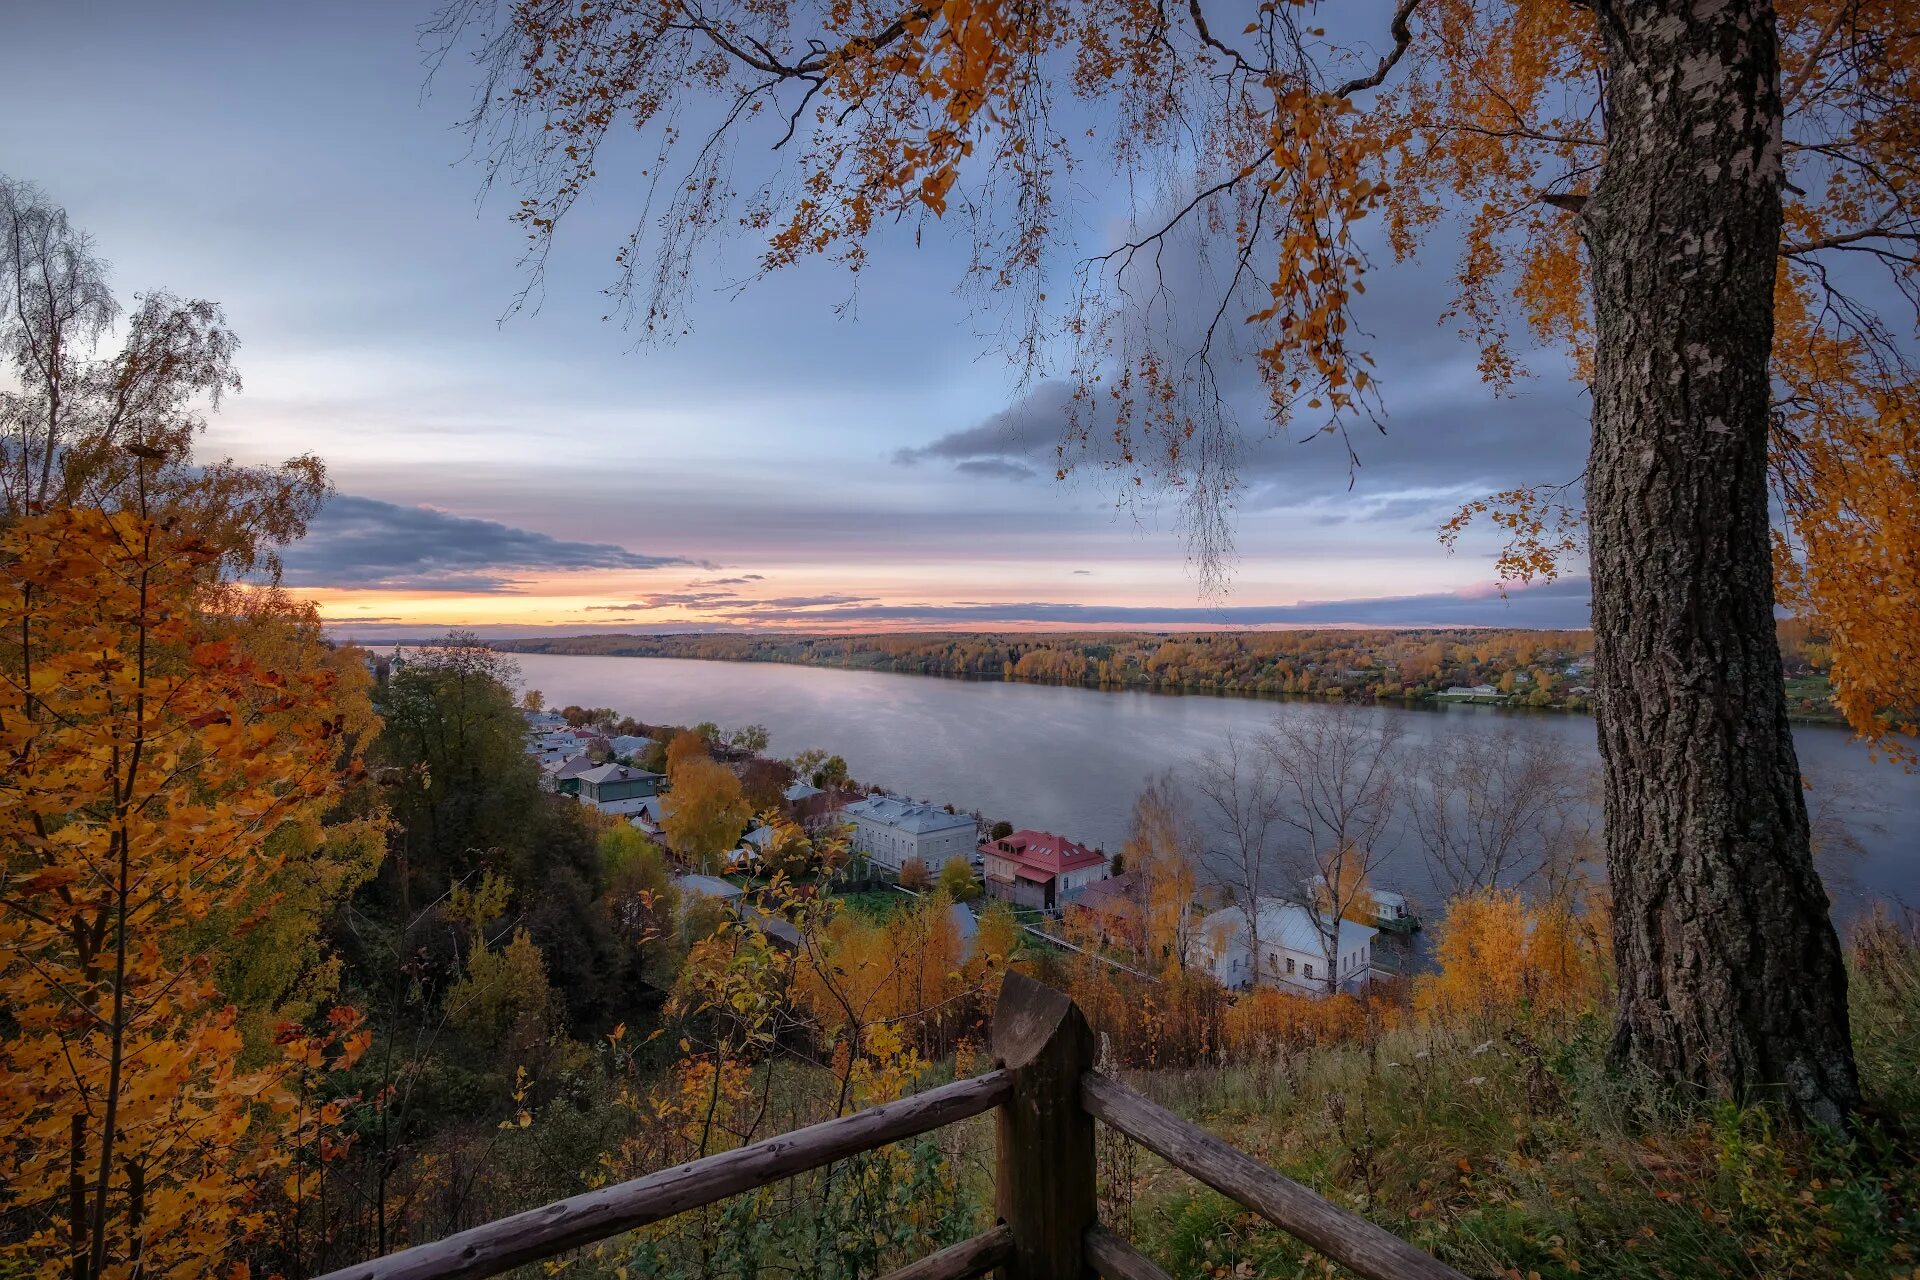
[1197,898,1379,995]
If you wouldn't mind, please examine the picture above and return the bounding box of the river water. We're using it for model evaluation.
[503,652,1915,923]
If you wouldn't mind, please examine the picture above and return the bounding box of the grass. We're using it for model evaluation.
[837,888,912,922]
[1104,921,1920,1280]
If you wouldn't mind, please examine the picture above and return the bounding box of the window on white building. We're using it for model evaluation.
[1304,963,1314,980]
[1285,957,1295,975]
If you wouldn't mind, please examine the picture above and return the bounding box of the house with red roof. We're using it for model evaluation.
[981,829,1110,911]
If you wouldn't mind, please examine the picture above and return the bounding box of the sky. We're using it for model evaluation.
[0,0,1597,637]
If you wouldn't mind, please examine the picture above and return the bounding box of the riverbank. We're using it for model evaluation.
[487,629,1850,725]
[485,651,1914,919]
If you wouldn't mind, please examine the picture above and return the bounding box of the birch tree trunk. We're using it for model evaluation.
[1583,0,1859,1126]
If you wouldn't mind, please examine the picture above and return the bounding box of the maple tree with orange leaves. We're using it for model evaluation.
[436,0,1915,1125]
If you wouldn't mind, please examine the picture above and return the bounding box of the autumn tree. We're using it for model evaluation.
[1116,773,1203,976]
[662,756,750,871]
[0,499,367,1278]
[435,0,1918,1122]
[664,729,710,777]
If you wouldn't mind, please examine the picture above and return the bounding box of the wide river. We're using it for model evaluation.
[505,652,1916,922]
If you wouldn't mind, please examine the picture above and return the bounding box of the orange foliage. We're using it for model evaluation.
[1413,890,1608,1028]
[0,506,369,1278]
[1223,988,1370,1055]
[794,894,1009,1057]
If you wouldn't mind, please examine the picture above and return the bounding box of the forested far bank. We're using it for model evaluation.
[486,622,1849,723]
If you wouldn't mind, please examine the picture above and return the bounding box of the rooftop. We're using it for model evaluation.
[843,794,974,834]
[578,763,665,786]
[676,874,743,900]
[1202,898,1377,956]
[542,754,597,780]
[982,829,1107,877]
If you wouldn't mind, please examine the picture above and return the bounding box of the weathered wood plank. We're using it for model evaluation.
[315,1068,1013,1280]
[994,972,1097,1280]
[1084,1225,1173,1280]
[1081,1071,1466,1280]
[878,1225,1014,1280]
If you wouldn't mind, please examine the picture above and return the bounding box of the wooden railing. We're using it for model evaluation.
[316,974,1464,1280]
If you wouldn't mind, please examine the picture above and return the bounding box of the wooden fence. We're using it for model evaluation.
[314,973,1464,1280]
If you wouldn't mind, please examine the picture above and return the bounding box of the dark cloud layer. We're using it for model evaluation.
[283,493,697,591]
[686,577,1590,629]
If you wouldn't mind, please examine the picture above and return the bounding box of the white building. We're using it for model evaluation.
[841,795,976,873]
[1197,898,1379,995]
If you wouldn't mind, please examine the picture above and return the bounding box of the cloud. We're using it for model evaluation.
[691,574,766,586]
[1071,569,1093,575]
[590,590,742,610]
[283,493,698,591]
[895,381,1074,470]
[954,458,1038,481]
[692,577,1590,628]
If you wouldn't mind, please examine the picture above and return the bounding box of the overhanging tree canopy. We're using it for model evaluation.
[434,0,1918,1125]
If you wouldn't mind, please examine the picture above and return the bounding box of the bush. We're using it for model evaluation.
[937,858,979,902]
[899,858,932,891]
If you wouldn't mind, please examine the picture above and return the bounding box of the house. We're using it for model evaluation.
[981,829,1109,911]
[676,874,744,905]
[841,795,976,874]
[1066,873,1142,949]
[1196,898,1379,995]
[948,901,979,959]
[540,752,597,795]
[609,734,655,761]
[784,781,844,825]
[523,709,567,732]
[526,729,591,759]
[629,795,672,840]
[577,763,666,816]
[1370,889,1417,931]
[1438,683,1501,699]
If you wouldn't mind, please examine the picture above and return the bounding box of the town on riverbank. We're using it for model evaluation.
[500,672,1428,1003]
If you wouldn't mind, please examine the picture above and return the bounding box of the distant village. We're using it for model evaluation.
[518,702,1419,1000]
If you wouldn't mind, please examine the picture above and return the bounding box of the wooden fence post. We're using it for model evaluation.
[992,972,1096,1280]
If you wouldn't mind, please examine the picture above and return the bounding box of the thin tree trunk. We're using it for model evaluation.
[1584,0,1859,1126]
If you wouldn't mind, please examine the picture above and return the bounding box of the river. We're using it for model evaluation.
[501,652,1916,923]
